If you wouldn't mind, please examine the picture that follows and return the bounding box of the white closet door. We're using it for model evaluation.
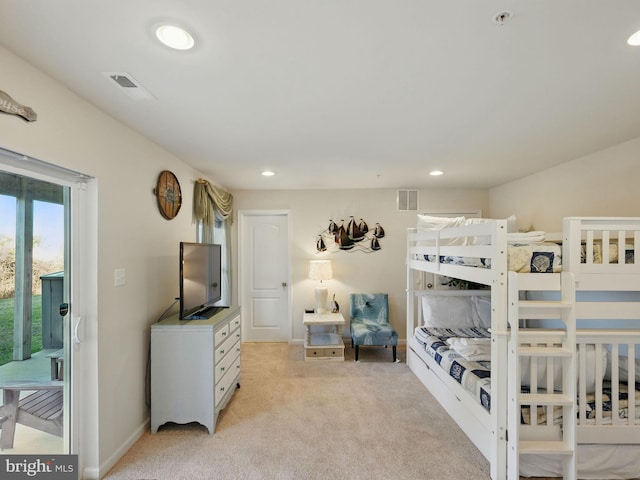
[239,211,291,342]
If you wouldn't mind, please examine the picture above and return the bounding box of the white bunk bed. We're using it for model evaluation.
[406,216,640,480]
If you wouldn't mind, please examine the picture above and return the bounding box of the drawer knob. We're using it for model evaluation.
[220,349,225,354]
[221,366,225,371]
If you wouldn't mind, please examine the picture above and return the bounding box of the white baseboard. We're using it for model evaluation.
[84,419,148,479]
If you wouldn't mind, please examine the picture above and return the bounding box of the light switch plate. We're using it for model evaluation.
[114,268,126,287]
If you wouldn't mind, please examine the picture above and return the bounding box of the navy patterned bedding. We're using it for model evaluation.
[420,243,635,273]
[521,382,640,426]
[422,242,563,273]
[413,326,640,425]
[413,326,492,411]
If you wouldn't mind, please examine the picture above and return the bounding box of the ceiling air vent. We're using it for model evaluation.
[102,72,154,101]
[397,189,418,211]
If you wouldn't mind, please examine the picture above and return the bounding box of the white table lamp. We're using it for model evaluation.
[309,260,332,314]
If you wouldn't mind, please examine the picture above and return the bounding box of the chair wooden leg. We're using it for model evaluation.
[0,389,20,449]
[354,345,359,361]
[392,346,397,362]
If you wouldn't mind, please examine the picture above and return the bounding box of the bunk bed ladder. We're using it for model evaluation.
[507,271,577,480]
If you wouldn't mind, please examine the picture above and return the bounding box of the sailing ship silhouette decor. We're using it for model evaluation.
[316,216,385,253]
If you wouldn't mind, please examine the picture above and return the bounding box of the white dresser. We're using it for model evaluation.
[150,306,241,434]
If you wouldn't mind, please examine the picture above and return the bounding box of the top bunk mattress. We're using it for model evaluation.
[423,242,562,273]
[411,215,636,274]
[419,241,633,273]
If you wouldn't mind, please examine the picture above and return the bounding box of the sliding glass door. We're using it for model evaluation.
[0,166,69,454]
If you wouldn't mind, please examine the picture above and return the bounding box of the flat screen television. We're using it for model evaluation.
[179,242,225,320]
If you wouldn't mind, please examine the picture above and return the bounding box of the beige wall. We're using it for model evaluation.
[231,188,489,341]
[0,46,202,478]
[489,137,640,232]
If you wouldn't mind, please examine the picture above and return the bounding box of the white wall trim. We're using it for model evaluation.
[88,420,149,480]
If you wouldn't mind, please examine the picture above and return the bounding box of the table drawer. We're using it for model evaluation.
[324,347,343,358]
[306,348,327,359]
[305,346,343,359]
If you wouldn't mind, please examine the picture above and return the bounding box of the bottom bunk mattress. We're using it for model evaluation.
[411,327,640,478]
[412,326,640,426]
[413,326,492,411]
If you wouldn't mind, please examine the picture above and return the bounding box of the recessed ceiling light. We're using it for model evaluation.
[429,170,444,176]
[628,30,640,46]
[261,170,276,177]
[155,24,195,50]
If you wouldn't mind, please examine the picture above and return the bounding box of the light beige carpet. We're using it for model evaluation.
[104,343,491,479]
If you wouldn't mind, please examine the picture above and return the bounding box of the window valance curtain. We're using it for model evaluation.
[193,178,233,226]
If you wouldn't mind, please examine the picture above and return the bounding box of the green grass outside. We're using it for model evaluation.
[0,296,42,366]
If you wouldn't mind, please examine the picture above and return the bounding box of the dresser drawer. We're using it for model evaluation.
[214,324,230,346]
[216,340,240,379]
[215,332,237,364]
[215,354,241,407]
[229,314,241,334]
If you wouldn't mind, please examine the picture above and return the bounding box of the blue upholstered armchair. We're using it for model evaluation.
[349,293,398,362]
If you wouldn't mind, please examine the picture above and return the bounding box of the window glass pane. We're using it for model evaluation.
[0,194,16,365]
[196,218,230,305]
[0,194,15,296]
[214,220,230,306]
[33,200,64,272]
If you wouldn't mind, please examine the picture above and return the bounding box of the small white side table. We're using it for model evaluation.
[303,312,345,361]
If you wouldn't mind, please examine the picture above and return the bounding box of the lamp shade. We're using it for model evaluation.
[309,260,332,282]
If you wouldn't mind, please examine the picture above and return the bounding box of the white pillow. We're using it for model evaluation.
[506,214,518,233]
[447,337,491,362]
[462,218,490,245]
[472,295,492,329]
[520,345,607,392]
[416,215,467,246]
[460,215,518,245]
[416,214,466,231]
[422,294,476,328]
[604,353,640,383]
[520,357,563,390]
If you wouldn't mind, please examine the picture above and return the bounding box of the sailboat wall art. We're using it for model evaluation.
[316,216,385,253]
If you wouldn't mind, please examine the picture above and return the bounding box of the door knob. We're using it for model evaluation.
[282,282,287,287]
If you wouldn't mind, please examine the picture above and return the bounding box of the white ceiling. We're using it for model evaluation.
[2,1,640,190]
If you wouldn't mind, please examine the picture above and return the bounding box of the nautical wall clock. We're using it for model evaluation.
[154,170,182,220]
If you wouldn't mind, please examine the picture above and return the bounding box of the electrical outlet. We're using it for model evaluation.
[114,268,126,287]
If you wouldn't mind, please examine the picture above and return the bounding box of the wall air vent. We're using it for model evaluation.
[397,189,418,211]
[102,72,155,101]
